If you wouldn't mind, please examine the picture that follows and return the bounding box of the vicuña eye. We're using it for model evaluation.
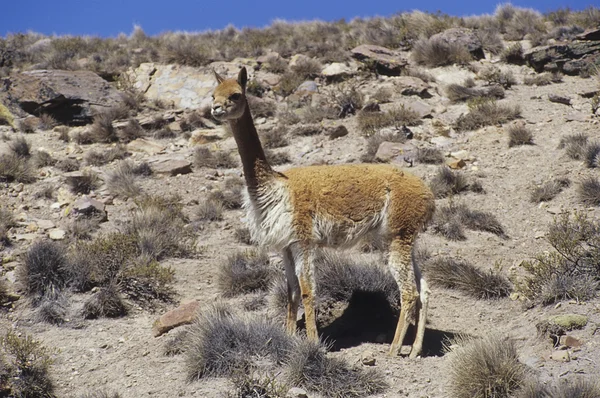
[229,93,241,101]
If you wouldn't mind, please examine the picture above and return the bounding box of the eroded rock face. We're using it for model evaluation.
[351,44,408,76]
[525,42,600,75]
[4,69,125,124]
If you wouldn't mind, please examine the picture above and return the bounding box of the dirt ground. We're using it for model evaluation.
[1,59,600,398]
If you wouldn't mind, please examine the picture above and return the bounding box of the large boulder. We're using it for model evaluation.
[351,44,408,76]
[575,27,600,41]
[430,28,485,60]
[525,42,600,75]
[4,69,125,124]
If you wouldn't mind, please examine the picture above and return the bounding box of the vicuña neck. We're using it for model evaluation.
[229,100,275,194]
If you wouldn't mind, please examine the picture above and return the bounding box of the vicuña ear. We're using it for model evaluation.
[213,69,225,84]
[237,67,248,91]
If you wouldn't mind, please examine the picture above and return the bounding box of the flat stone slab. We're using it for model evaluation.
[152,300,199,337]
[127,138,166,155]
[152,158,192,176]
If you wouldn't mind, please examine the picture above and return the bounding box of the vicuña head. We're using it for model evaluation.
[211,67,435,359]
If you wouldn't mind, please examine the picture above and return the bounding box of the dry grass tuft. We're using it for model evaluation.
[432,202,506,241]
[9,135,31,158]
[412,36,473,67]
[84,145,128,166]
[584,142,600,168]
[90,111,119,143]
[446,84,505,103]
[579,177,600,206]
[477,66,517,88]
[0,153,35,183]
[22,240,69,302]
[106,160,142,198]
[54,158,80,172]
[0,207,15,247]
[82,284,128,319]
[32,150,55,168]
[559,133,588,160]
[234,227,253,245]
[416,147,445,164]
[425,257,512,299]
[35,293,68,325]
[530,178,570,203]
[500,43,525,65]
[357,106,420,137]
[285,339,387,398]
[446,335,526,398]
[429,167,471,198]
[195,199,224,223]
[78,390,122,398]
[194,147,238,169]
[360,128,407,163]
[454,99,521,132]
[261,126,289,148]
[218,250,273,297]
[265,148,291,165]
[66,170,99,194]
[507,124,534,147]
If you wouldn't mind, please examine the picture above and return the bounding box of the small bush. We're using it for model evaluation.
[186,305,292,379]
[425,257,511,299]
[228,371,288,398]
[360,128,407,163]
[357,106,420,137]
[477,66,517,88]
[416,147,444,164]
[0,207,15,246]
[276,72,305,96]
[82,284,127,319]
[234,227,253,245]
[66,170,99,194]
[0,153,35,183]
[579,177,600,206]
[523,73,552,86]
[432,202,506,241]
[454,100,521,132]
[194,147,238,169]
[1,331,55,398]
[285,339,387,398]
[584,142,600,168]
[446,335,526,398]
[291,57,322,79]
[38,114,57,131]
[84,145,128,166]
[248,96,277,118]
[106,160,142,198]
[261,127,289,148]
[330,86,364,118]
[90,111,118,143]
[119,119,145,142]
[446,84,504,103]
[559,133,588,160]
[265,149,291,165]
[412,36,473,67]
[163,328,189,356]
[35,293,68,325]
[519,212,600,305]
[9,135,31,158]
[23,240,69,301]
[18,118,37,134]
[300,106,337,124]
[507,124,533,147]
[32,150,55,168]
[218,250,273,297]
[54,158,80,172]
[501,43,524,65]
[530,178,570,203]
[196,199,224,222]
[429,167,471,198]
[67,218,100,240]
[293,124,323,137]
[119,259,175,304]
[78,390,122,398]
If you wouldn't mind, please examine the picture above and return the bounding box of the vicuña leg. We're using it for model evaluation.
[388,236,421,357]
[409,276,430,358]
[283,247,300,335]
[296,246,318,340]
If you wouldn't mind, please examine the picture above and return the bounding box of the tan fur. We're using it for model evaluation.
[212,68,435,358]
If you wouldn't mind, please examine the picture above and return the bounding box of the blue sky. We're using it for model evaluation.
[2,0,596,37]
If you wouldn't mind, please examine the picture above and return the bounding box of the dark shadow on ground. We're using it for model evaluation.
[303,290,458,357]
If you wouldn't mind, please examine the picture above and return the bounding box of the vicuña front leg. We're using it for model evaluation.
[297,248,318,341]
[283,247,300,335]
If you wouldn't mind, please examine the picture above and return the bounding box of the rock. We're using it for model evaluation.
[431,136,454,147]
[400,100,433,119]
[447,159,466,169]
[375,142,416,162]
[326,125,349,139]
[71,196,107,221]
[394,76,431,98]
[258,72,282,87]
[14,233,38,241]
[361,352,376,366]
[524,42,600,75]
[152,300,200,337]
[362,102,381,112]
[549,314,588,330]
[430,28,485,59]
[257,51,282,65]
[296,81,318,94]
[36,219,55,230]
[152,158,192,176]
[575,27,600,41]
[48,229,66,240]
[321,62,357,80]
[126,138,167,155]
[548,94,571,105]
[559,335,583,348]
[289,54,312,68]
[189,129,224,146]
[6,69,125,124]
[450,150,470,160]
[351,44,408,76]
[565,112,588,122]
[286,387,308,398]
[550,350,571,362]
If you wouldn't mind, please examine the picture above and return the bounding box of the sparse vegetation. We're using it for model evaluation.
[9,135,31,158]
[507,124,534,147]
[412,36,473,67]
[195,199,224,222]
[194,147,238,169]
[501,43,524,65]
[66,170,99,194]
[530,178,570,203]
[454,99,521,132]
[22,240,69,302]
[84,145,128,166]
[265,148,291,165]
[261,126,289,148]
[218,250,273,297]
[446,335,526,398]
[416,147,444,164]
[477,66,517,89]
[82,284,128,319]
[0,153,35,183]
[357,106,420,136]
[579,176,600,206]
[446,84,504,103]
[360,128,407,163]
[106,160,142,198]
[432,202,506,241]
[425,257,512,298]
[429,167,471,198]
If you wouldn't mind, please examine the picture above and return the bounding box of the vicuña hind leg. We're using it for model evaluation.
[296,246,318,341]
[409,277,430,358]
[283,247,300,335]
[388,236,421,357]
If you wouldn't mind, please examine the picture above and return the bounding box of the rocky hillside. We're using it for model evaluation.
[1,5,600,398]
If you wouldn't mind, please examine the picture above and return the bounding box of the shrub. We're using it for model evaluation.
[500,43,524,65]
[454,100,521,132]
[208,179,244,210]
[432,202,506,240]
[32,150,55,168]
[247,96,277,118]
[429,167,471,198]
[0,153,35,183]
[18,118,37,134]
[290,57,322,79]
[276,72,305,96]
[185,305,292,379]
[54,158,80,172]
[66,170,99,194]
[67,218,100,240]
[196,199,224,222]
[35,292,68,325]
[579,177,600,206]
[9,135,31,158]
[558,133,588,160]
[330,86,364,118]
[228,372,288,398]
[477,66,517,88]
[38,114,57,131]
[106,160,142,198]
[519,212,600,305]
[507,124,533,147]
[285,339,387,398]
[23,240,69,302]
[163,328,190,356]
[300,106,337,124]
[234,227,253,245]
[416,147,444,164]
[82,284,127,319]
[265,149,291,165]
[523,73,552,86]
[293,124,323,137]
[84,145,128,166]
[446,335,526,398]
[412,36,473,67]
[160,36,212,67]
[530,178,570,203]
[584,142,600,168]
[218,250,273,297]
[1,331,55,398]
[119,259,175,304]
[357,106,420,137]
[0,207,15,246]
[446,84,504,103]
[194,147,238,169]
[261,126,289,148]
[425,257,511,298]
[90,111,119,143]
